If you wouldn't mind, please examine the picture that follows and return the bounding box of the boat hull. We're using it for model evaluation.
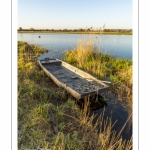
[38,58,109,99]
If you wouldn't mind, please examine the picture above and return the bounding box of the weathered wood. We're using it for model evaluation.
[38,58,109,99]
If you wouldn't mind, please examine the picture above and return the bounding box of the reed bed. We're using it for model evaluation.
[18,41,132,150]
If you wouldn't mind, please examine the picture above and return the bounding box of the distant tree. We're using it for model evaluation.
[19,27,22,30]
[128,29,132,33]
[63,29,67,31]
[87,28,91,31]
[30,28,34,30]
[78,28,83,32]
[104,29,109,32]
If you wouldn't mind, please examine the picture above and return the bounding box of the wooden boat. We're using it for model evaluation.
[38,58,110,99]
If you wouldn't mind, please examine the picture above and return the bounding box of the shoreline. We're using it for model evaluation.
[18,31,132,35]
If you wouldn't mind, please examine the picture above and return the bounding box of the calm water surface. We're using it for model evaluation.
[18,33,132,141]
[18,33,132,60]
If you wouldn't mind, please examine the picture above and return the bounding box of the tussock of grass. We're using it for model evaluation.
[18,41,132,150]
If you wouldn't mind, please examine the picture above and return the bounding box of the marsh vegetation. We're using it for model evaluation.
[63,37,132,109]
[18,41,132,149]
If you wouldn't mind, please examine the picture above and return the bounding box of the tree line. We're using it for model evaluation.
[18,27,132,33]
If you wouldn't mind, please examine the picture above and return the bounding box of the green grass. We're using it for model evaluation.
[18,41,132,150]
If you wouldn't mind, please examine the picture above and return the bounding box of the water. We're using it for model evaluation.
[76,93,132,141]
[18,33,132,140]
[18,33,132,60]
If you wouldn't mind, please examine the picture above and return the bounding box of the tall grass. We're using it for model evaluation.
[63,36,132,108]
[18,41,132,150]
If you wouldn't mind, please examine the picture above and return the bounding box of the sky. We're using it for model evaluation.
[18,0,132,30]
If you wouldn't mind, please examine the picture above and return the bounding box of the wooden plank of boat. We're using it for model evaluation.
[38,58,110,99]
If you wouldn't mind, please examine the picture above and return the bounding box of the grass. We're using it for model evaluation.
[63,36,132,109]
[63,36,133,133]
[18,41,132,149]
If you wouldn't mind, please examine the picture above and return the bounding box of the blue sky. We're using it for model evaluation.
[18,0,132,30]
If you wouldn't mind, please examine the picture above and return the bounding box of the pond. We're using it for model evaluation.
[18,33,132,60]
[18,33,132,141]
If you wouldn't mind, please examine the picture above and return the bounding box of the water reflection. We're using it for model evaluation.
[75,93,132,141]
[76,94,107,111]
